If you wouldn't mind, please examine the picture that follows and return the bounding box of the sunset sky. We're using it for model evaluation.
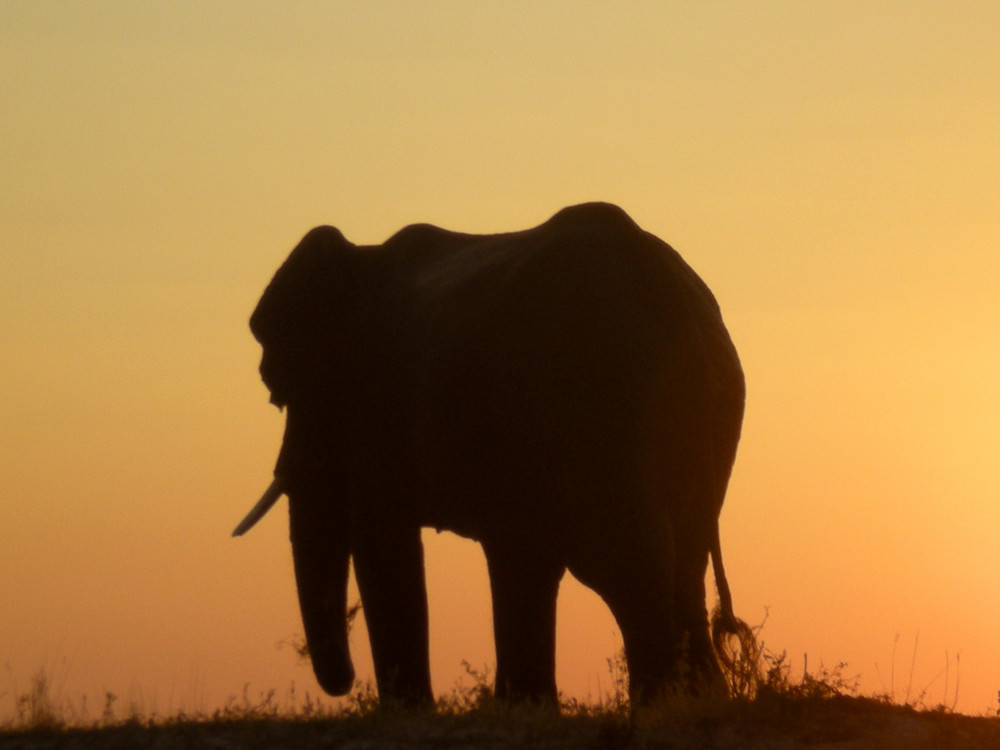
[3,2,999,717]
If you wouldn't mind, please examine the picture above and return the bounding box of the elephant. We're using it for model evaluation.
[233,202,745,706]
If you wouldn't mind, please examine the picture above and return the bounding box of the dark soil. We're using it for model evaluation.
[3,696,999,749]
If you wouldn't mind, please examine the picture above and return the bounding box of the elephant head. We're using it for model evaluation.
[249,225,363,411]
[235,225,365,696]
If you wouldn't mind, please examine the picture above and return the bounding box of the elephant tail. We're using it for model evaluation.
[709,524,760,696]
[710,528,737,632]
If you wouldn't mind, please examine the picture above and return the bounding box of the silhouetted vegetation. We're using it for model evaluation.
[4,623,1000,748]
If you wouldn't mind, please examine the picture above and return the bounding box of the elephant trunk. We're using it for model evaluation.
[288,488,355,696]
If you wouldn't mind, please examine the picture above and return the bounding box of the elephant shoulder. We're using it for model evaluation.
[379,221,515,294]
[383,223,475,259]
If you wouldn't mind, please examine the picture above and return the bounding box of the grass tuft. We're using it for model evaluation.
[4,618,1000,749]
[15,670,62,731]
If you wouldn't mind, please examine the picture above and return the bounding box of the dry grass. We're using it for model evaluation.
[3,623,1000,749]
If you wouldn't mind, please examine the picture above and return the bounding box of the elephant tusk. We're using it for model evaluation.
[232,477,285,537]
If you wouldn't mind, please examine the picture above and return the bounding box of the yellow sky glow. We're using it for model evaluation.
[2,2,998,716]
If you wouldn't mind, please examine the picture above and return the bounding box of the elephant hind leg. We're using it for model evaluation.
[482,539,564,704]
[567,517,679,704]
[673,533,722,685]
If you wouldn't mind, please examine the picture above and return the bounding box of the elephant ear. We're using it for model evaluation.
[250,225,358,408]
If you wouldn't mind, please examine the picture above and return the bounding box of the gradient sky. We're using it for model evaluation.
[3,2,998,717]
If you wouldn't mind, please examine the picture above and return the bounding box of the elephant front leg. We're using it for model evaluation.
[483,540,564,703]
[352,521,434,706]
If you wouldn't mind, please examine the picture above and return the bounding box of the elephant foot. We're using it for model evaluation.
[310,643,356,696]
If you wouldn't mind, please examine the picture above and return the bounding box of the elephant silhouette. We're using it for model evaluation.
[234,202,745,706]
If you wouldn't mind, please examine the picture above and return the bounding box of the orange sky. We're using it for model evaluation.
[2,2,999,717]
